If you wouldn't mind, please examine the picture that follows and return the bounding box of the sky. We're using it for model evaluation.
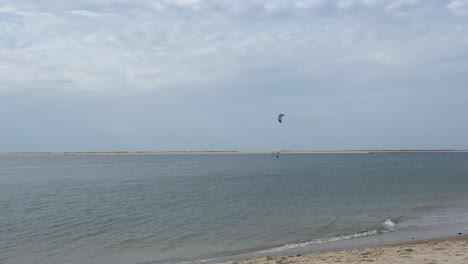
[1,0,468,152]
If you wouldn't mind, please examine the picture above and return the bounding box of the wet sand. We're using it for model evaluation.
[221,235,468,264]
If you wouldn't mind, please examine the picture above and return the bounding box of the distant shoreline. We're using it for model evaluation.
[1,150,468,156]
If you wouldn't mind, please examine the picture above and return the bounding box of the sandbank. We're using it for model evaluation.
[1,150,468,156]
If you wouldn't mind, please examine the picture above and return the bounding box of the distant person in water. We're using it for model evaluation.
[276,154,279,159]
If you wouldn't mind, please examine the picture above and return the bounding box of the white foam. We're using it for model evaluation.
[180,220,399,263]
[256,230,380,254]
[382,219,396,231]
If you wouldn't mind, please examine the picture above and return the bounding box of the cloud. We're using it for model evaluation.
[1,0,468,151]
[448,0,468,16]
[67,9,114,18]
[0,0,466,96]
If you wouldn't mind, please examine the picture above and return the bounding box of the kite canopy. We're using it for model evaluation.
[278,114,286,123]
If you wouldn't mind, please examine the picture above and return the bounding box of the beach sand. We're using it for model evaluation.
[222,236,468,264]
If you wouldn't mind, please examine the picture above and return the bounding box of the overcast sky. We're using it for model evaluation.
[1,0,468,152]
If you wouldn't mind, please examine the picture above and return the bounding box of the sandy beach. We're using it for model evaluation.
[222,236,468,264]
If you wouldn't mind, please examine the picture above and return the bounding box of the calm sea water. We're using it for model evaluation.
[1,153,468,264]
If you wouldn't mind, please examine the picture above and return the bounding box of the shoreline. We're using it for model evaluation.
[1,150,468,156]
[219,235,468,264]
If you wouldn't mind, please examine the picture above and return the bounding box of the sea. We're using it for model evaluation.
[1,153,468,264]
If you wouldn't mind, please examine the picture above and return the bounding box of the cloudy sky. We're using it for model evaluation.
[1,0,468,152]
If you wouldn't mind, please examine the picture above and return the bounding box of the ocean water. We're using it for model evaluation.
[1,153,468,264]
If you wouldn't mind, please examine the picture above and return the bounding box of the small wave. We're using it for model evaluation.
[256,219,396,254]
[382,219,396,231]
[142,258,218,264]
[256,230,379,254]
[144,220,398,264]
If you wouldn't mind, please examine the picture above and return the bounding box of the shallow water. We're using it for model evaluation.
[1,153,468,264]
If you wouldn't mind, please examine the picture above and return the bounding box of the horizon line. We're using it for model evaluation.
[1,149,468,156]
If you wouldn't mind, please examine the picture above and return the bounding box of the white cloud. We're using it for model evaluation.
[169,0,205,7]
[294,0,326,9]
[0,5,32,16]
[448,0,468,16]
[336,0,354,9]
[67,10,112,18]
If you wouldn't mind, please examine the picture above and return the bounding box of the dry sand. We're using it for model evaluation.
[222,236,468,264]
